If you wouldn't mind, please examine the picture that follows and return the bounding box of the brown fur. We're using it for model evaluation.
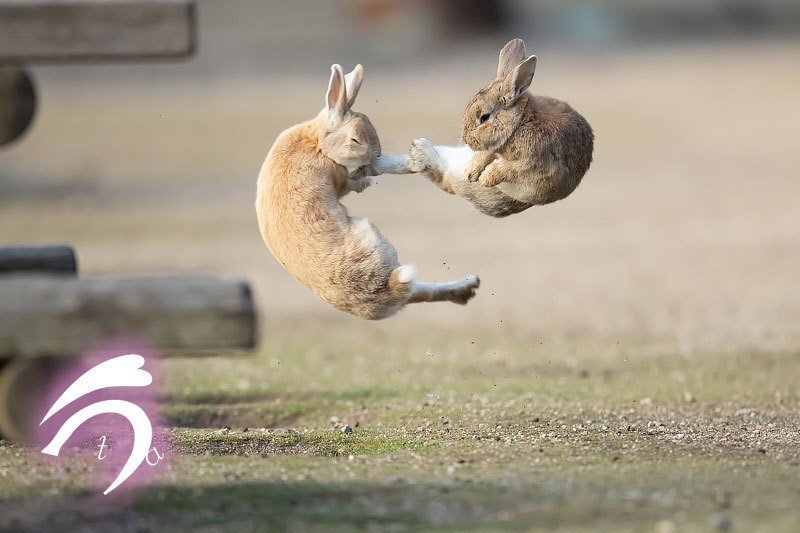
[461,39,594,207]
[404,39,593,218]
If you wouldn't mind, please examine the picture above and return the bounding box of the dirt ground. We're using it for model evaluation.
[1,36,799,531]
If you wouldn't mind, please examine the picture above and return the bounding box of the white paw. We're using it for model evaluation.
[408,138,442,173]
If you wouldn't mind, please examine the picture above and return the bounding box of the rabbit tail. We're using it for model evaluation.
[387,264,416,302]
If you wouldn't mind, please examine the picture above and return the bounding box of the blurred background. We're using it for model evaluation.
[2,0,799,352]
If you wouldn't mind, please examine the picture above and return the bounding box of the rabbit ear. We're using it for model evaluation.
[344,64,364,108]
[502,55,537,105]
[497,38,527,79]
[325,64,348,129]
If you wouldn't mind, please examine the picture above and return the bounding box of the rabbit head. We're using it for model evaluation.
[319,64,381,174]
[462,39,537,152]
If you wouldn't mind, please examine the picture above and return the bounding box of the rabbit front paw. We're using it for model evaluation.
[348,176,373,193]
[466,152,496,183]
[478,170,503,187]
[466,163,486,183]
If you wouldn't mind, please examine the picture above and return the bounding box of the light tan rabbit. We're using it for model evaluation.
[256,64,480,320]
[376,38,594,218]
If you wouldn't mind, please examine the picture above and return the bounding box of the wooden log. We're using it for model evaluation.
[0,0,196,62]
[0,65,36,146]
[0,245,77,276]
[0,276,257,358]
[0,356,65,444]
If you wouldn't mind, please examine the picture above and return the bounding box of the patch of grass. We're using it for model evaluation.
[2,325,800,531]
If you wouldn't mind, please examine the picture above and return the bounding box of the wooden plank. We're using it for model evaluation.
[0,276,257,358]
[0,0,196,62]
[0,245,77,276]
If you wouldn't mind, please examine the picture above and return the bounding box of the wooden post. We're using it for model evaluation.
[0,245,77,276]
[0,0,196,62]
[0,65,36,146]
[0,356,66,444]
[0,276,258,358]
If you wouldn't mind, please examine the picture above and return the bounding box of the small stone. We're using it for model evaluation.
[709,513,731,530]
[341,425,353,434]
[223,471,240,481]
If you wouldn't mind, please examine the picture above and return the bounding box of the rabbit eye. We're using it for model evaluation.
[350,137,362,145]
[479,113,491,124]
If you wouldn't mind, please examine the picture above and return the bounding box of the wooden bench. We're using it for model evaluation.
[0,246,258,443]
[0,0,195,62]
[0,0,196,145]
[0,3,260,443]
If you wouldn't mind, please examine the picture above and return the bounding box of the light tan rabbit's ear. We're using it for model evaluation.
[501,55,537,106]
[325,64,348,129]
[344,64,364,108]
[497,38,527,79]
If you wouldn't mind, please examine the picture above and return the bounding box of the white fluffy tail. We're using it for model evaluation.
[396,264,416,283]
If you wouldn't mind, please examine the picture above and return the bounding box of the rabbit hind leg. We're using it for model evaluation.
[410,139,473,195]
[407,275,480,305]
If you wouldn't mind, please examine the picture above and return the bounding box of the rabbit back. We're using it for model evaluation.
[257,121,411,320]
[496,95,594,205]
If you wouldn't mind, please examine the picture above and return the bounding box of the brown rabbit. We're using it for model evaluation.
[256,64,480,320]
[389,38,594,218]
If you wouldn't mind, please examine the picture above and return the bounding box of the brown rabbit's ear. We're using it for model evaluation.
[501,55,537,106]
[344,64,364,108]
[497,38,527,79]
[325,64,348,129]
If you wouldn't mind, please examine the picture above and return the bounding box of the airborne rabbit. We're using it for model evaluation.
[385,38,594,218]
